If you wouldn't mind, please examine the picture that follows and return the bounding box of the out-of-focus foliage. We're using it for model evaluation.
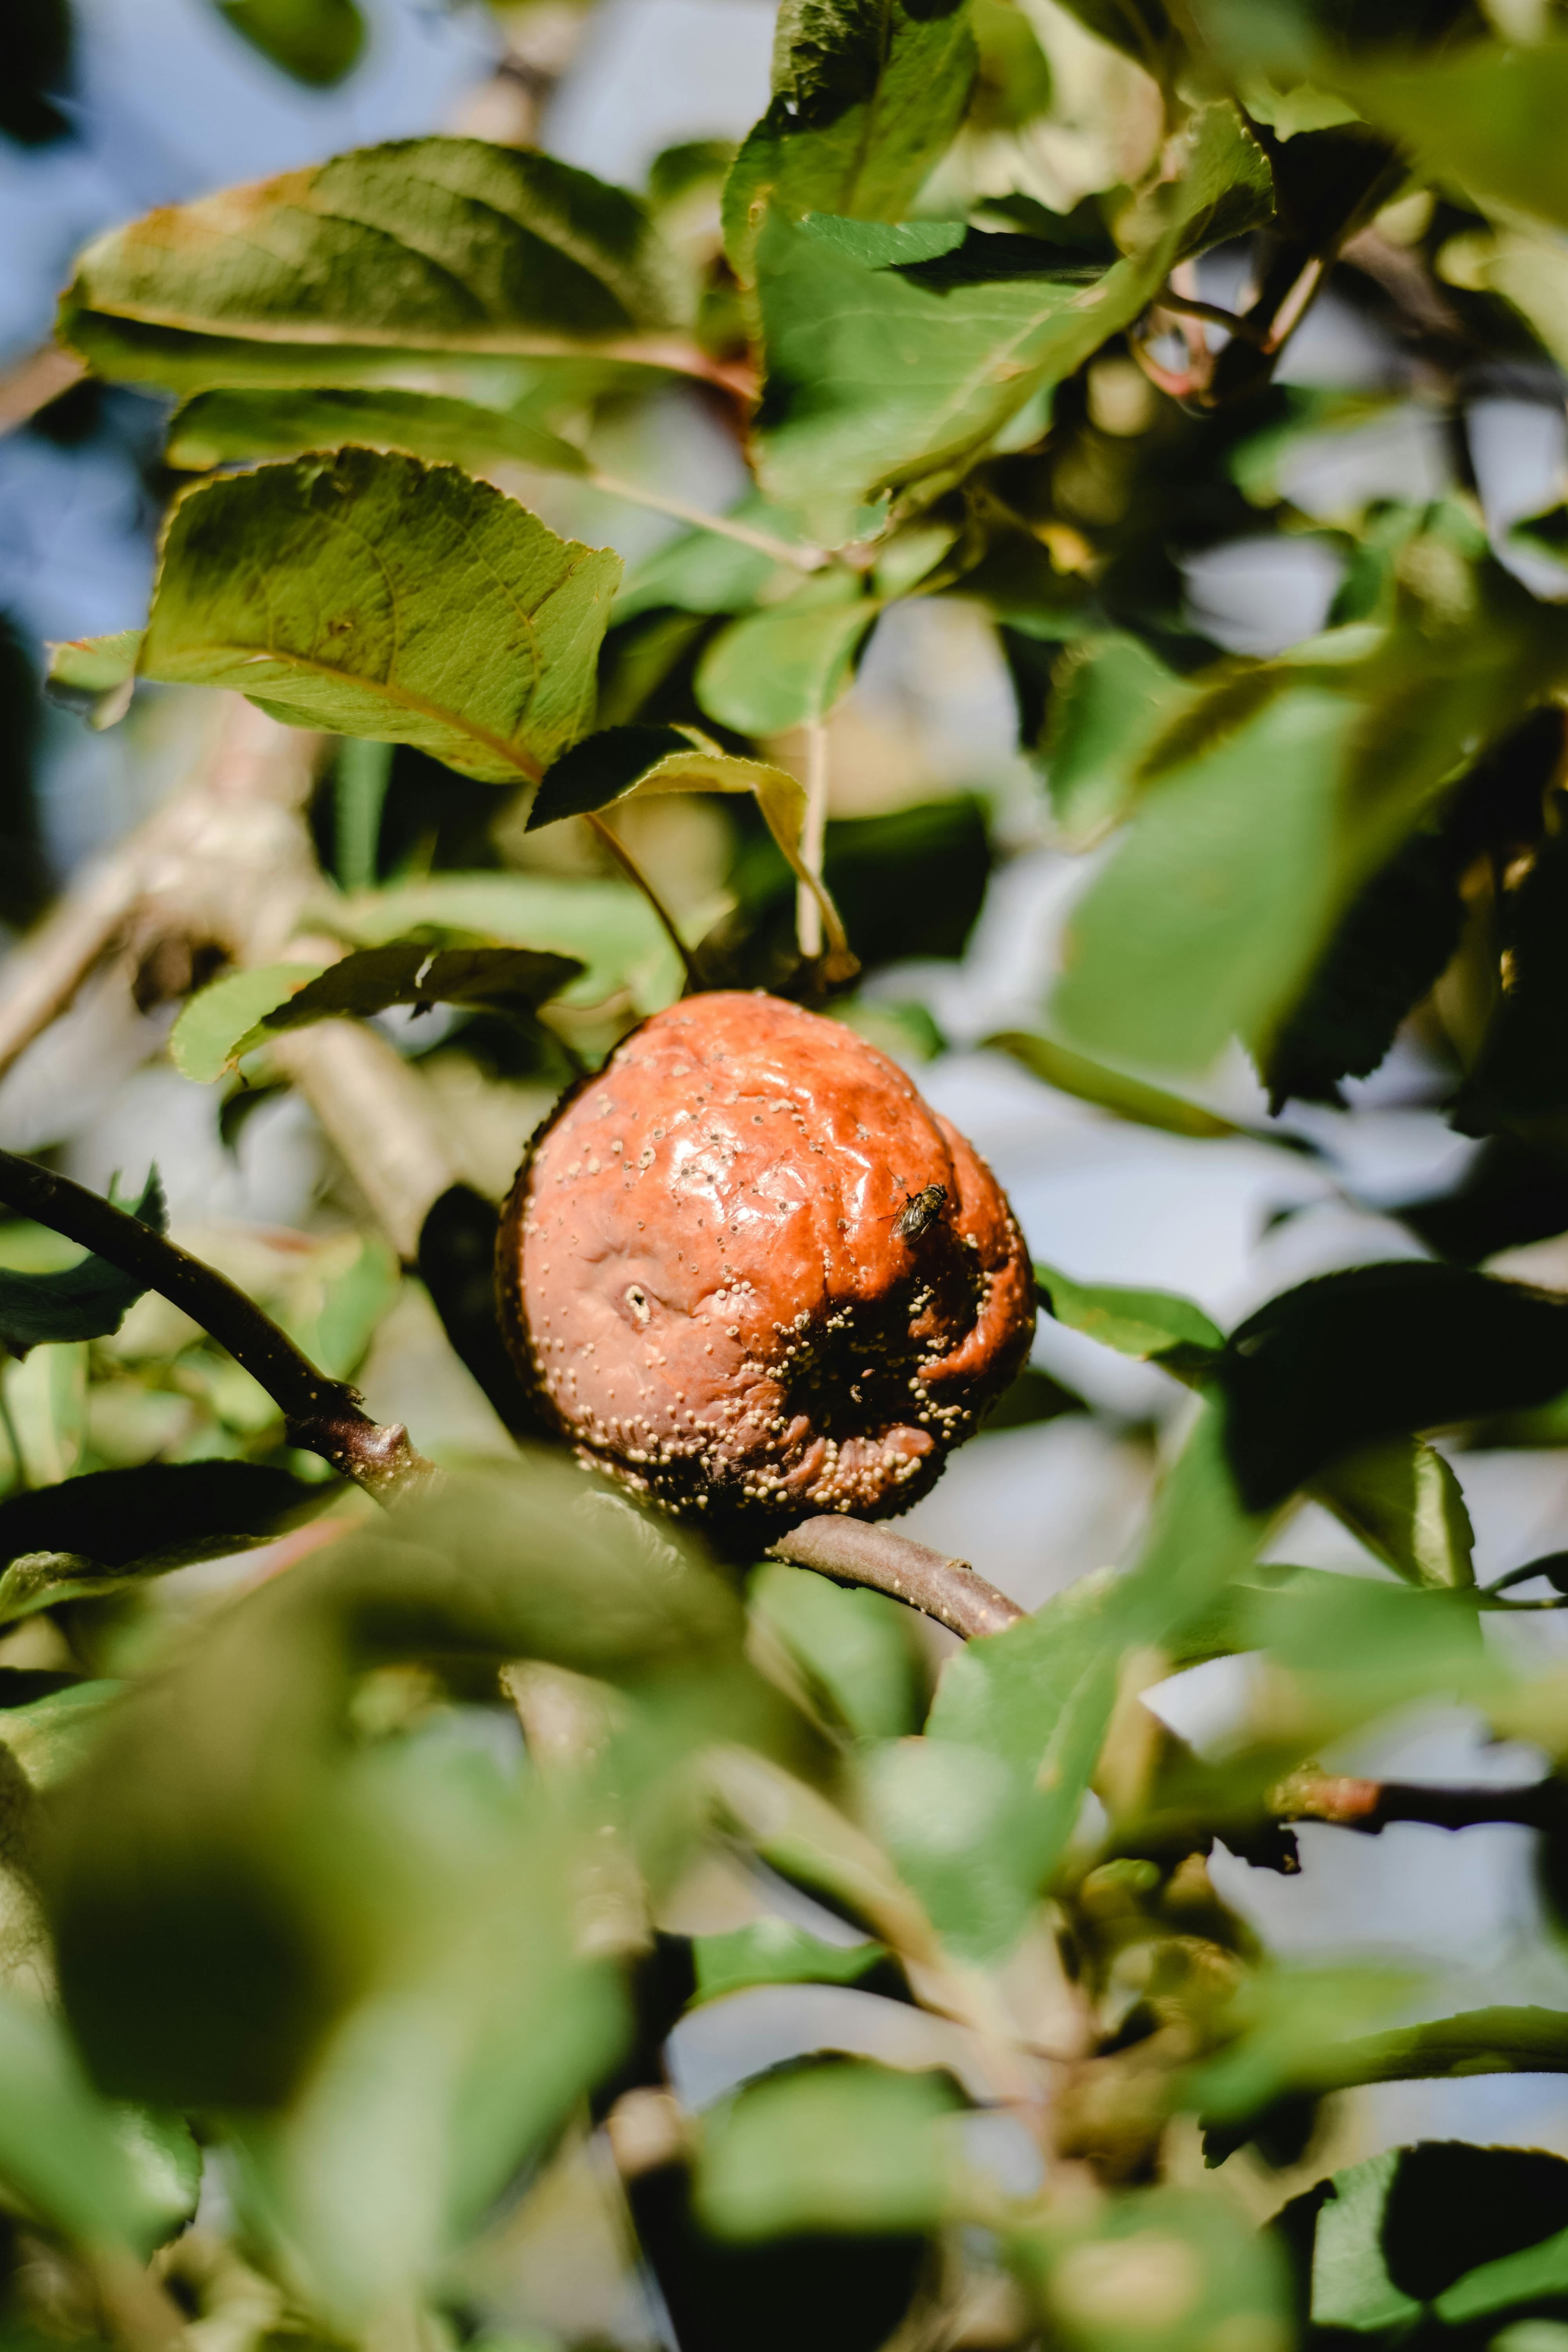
[20,0,1568,2346]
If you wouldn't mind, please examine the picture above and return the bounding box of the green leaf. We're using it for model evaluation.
[615,496,806,621]
[1011,2182,1291,2352]
[722,0,978,287]
[750,102,1272,544]
[60,138,688,395]
[214,0,365,85]
[1218,1261,1568,1512]
[858,1736,1051,1962]
[0,1990,185,2252]
[529,725,855,973]
[51,1455,736,2127]
[691,1920,888,2005]
[750,1564,929,1743]
[1041,632,1186,846]
[165,386,592,479]
[170,942,584,1083]
[1055,685,1357,1074]
[170,962,327,1082]
[1260,822,1467,1110]
[1053,524,1568,1074]
[695,2062,962,2239]
[988,1032,1243,1140]
[1035,1260,1223,1374]
[1337,40,1568,234]
[43,629,143,730]
[137,450,621,784]
[1312,1437,1475,1591]
[0,1461,333,1624]
[694,576,879,730]
[319,871,684,1013]
[1282,2141,1568,2337]
[0,1169,165,1357]
[929,1410,1266,1873]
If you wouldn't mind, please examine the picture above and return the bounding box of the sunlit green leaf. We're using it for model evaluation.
[138,450,621,783]
[858,1736,1051,1962]
[166,386,592,478]
[989,1031,1243,1140]
[722,0,978,287]
[1035,1261,1223,1372]
[751,102,1272,544]
[695,576,879,729]
[695,2062,962,2239]
[690,1920,889,2005]
[750,1564,928,1743]
[1312,1436,1474,1591]
[43,628,142,729]
[60,138,688,394]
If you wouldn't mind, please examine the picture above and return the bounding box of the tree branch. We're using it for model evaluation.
[768,1515,1024,1640]
[1271,1770,1568,1836]
[0,1150,438,1502]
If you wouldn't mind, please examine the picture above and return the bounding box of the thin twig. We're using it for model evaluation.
[768,1515,1024,1641]
[1272,1769,1568,1835]
[588,471,824,572]
[0,1150,438,1502]
[1153,289,1270,347]
[584,811,701,992]
[0,343,86,438]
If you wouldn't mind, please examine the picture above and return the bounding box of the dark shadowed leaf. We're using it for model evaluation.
[721,0,978,287]
[1279,2141,1568,2336]
[1453,832,1568,1134]
[138,451,621,783]
[1261,824,1466,1109]
[170,942,584,1083]
[0,1169,164,1356]
[214,0,365,85]
[530,725,854,972]
[0,1461,333,1622]
[60,138,687,394]
[1219,1262,1568,1511]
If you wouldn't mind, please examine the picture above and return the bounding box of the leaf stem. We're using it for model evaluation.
[796,722,830,962]
[583,811,701,993]
[0,1381,28,1492]
[0,1151,438,1502]
[768,1515,1023,1641]
[586,471,824,573]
